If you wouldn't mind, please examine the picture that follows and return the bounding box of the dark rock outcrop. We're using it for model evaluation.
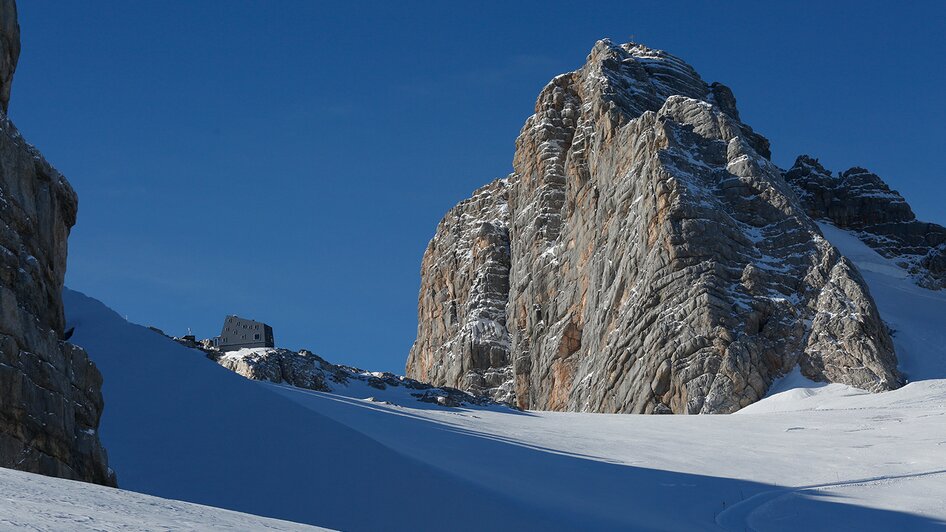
[0,0,17,113]
[214,347,506,409]
[0,0,113,484]
[785,155,946,290]
[407,40,903,414]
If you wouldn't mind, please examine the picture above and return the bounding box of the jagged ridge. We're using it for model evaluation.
[785,155,946,291]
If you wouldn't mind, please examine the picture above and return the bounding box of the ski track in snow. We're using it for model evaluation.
[715,469,946,531]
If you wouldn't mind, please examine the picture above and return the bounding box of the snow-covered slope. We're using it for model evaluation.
[0,466,324,530]
[268,376,946,531]
[62,288,573,531]
[58,279,946,531]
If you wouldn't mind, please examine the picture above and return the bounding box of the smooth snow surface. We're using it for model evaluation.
[63,289,569,531]
[0,466,324,531]
[61,279,946,531]
[269,379,946,531]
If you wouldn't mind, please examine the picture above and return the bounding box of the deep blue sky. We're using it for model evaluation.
[12,2,946,373]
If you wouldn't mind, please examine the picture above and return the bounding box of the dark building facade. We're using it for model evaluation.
[214,315,274,351]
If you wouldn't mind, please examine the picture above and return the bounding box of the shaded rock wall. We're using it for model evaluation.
[407,40,902,414]
[0,0,113,484]
[0,0,17,113]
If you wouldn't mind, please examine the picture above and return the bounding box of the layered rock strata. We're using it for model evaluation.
[407,40,903,413]
[785,155,945,290]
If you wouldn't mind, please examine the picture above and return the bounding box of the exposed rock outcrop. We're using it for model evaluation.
[407,40,903,413]
[404,179,515,403]
[213,348,335,392]
[0,1,113,484]
[785,155,946,290]
[214,347,507,409]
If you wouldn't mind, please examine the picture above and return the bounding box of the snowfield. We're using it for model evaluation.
[0,466,324,531]
[270,376,946,531]
[16,221,941,531]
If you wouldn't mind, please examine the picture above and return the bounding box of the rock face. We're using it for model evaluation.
[0,0,17,113]
[407,40,903,414]
[404,180,515,403]
[785,156,946,290]
[0,1,113,484]
[214,347,506,409]
[214,348,335,392]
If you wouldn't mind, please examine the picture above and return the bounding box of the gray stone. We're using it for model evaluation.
[406,40,903,414]
[214,346,510,409]
[0,0,112,483]
[785,155,946,290]
[216,348,334,392]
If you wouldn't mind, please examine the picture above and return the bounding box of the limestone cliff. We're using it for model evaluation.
[0,0,113,484]
[785,155,946,291]
[407,40,903,414]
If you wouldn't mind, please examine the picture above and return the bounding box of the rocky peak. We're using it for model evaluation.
[407,40,903,414]
[785,155,946,290]
[785,155,915,227]
[404,179,514,402]
[577,40,770,157]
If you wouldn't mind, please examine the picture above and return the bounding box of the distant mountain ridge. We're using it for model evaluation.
[785,155,946,291]
[405,39,925,414]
